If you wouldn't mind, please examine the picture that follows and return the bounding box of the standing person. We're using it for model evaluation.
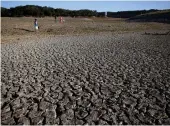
[60,16,63,23]
[34,18,38,31]
[55,15,57,22]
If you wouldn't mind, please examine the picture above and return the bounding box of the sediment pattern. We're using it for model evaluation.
[1,33,170,125]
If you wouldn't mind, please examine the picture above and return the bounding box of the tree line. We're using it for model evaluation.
[1,5,97,17]
[1,5,160,18]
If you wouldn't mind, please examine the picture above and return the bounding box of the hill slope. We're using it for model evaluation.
[128,9,170,23]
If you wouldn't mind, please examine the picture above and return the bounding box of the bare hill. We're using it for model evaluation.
[128,9,170,23]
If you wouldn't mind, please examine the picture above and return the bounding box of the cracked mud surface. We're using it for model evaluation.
[1,32,170,125]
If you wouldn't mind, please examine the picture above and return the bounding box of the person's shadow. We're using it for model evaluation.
[14,28,34,32]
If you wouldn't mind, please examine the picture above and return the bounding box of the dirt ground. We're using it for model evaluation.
[1,17,170,43]
[1,17,170,125]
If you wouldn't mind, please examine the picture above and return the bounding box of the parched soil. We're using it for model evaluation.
[1,32,170,125]
[2,17,170,43]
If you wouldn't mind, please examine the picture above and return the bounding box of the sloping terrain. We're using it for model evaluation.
[128,10,170,23]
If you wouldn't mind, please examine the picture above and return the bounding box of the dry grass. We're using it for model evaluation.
[1,17,170,43]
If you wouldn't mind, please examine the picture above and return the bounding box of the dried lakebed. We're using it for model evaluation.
[1,33,170,125]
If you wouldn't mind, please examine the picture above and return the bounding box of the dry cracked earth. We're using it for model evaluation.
[1,32,170,125]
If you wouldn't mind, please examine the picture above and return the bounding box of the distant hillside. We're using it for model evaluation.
[1,5,170,23]
[106,9,159,18]
[128,9,170,23]
[0,5,165,19]
[1,6,97,17]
